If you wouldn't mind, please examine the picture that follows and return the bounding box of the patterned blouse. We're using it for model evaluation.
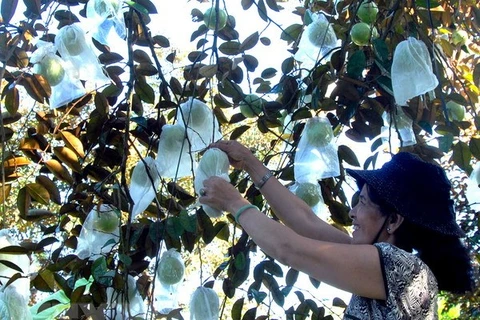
[344,242,438,319]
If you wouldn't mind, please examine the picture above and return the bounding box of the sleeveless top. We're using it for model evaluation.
[344,243,438,319]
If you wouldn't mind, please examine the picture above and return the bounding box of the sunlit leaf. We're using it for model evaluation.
[451,141,472,173]
[26,183,50,205]
[44,159,74,185]
[53,146,81,173]
[3,86,19,114]
[60,131,85,158]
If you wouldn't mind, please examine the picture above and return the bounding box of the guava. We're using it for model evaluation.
[305,118,333,147]
[446,101,466,121]
[357,1,378,24]
[203,7,228,30]
[157,255,185,285]
[93,210,120,233]
[190,286,219,320]
[62,27,85,56]
[452,30,468,46]
[239,94,264,118]
[295,182,322,207]
[350,22,376,46]
[37,55,65,86]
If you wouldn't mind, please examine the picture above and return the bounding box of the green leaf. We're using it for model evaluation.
[240,32,259,52]
[372,38,389,66]
[347,50,366,79]
[219,41,241,55]
[230,125,251,140]
[415,0,440,8]
[286,268,299,287]
[4,86,19,114]
[451,141,472,173]
[332,297,348,308]
[338,145,361,167]
[1,0,18,24]
[134,80,155,104]
[264,260,283,277]
[26,183,50,205]
[234,252,246,270]
[281,24,302,44]
[261,67,277,79]
[470,138,480,160]
[125,0,149,14]
[438,134,454,153]
[222,278,236,298]
[257,0,268,22]
[232,298,244,320]
[309,276,320,288]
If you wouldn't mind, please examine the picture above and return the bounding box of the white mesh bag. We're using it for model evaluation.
[391,37,438,106]
[189,286,220,320]
[194,148,230,218]
[294,117,340,181]
[177,98,223,152]
[156,124,194,178]
[130,157,161,219]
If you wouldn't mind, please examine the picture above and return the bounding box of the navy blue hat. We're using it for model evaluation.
[346,152,465,237]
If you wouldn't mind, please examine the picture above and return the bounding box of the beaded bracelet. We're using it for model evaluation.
[234,204,259,223]
[254,170,273,190]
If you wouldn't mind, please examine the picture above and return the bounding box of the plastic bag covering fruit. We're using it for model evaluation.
[190,286,220,320]
[177,98,223,152]
[156,124,194,178]
[357,1,378,24]
[290,181,329,219]
[391,37,439,106]
[294,10,338,69]
[203,7,228,30]
[2,283,32,320]
[466,162,480,213]
[381,106,416,147]
[55,23,111,87]
[239,94,264,118]
[30,41,86,108]
[130,157,161,220]
[157,249,185,286]
[75,204,120,260]
[106,275,146,320]
[294,117,340,181]
[0,299,9,319]
[86,0,126,46]
[194,148,230,217]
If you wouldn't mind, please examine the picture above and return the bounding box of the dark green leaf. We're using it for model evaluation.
[338,145,361,167]
[223,278,236,298]
[240,32,259,52]
[261,67,277,79]
[332,297,348,308]
[415,0,440,8]
[232,298,244,320]
[470,138,480,160]
[451,141,472,173]
[473,63,480,88]
[309,276,320,288]
[1,0,18,24]
[265,0,279,11]
[257,0,268,22]
[4,86,19,114]
[438,134,454,153]
[347,50,366,79]
[134,81,155,104]
[281,24,302,44]
[230,125,251,140]
[286,268,299,287]
[219,41,241,55]
[0,259,24,273]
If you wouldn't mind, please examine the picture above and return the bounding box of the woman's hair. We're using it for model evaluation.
[362,182,474,294]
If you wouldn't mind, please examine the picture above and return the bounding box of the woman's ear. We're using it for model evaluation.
[387,213,404,234]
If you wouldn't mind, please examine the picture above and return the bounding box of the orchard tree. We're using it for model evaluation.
[0,0,479,319]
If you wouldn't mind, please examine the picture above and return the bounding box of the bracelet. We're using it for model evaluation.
[234,204,258,223]
[254,170,273,190]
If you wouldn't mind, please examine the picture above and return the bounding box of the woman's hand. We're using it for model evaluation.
[198,176,249,213]
[210,140,257,171]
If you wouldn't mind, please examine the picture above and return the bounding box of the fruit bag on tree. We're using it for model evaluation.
[86,0,126,46]
[154,248,185,313]
[106,274,146,320]
[194,148,230,218]
[189,286,220,320]
[289,181,330,220]
[294,116,340,181]
[75,204,120,260]
[294,10,338,69]
[391,37,439,106]
[129,157,161,220]
[177,98,223,152]
[156,124,194,179]
[30,42,86,109]
[466,161,480,212]
[0,230,32,319]
[381,106,416,147]
[55,23,111,87]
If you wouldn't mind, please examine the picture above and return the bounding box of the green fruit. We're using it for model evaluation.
[350,22,375,46]
[203,7,227,30]
[446,101,466,121]
[157,255,185,285]
[452,30,468,46]
[62,27,85,56]
[37,56,65,86]
[357,1,378,24]
[239,94,264,118]
[296,182,322,207]
[306,119,333,147]
[94,210,119,233]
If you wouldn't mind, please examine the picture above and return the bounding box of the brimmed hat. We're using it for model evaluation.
[346,152,465,237]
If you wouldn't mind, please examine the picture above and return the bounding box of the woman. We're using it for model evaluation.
[198,140,474,319]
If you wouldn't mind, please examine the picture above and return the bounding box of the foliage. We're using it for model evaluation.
[0,0,479,318]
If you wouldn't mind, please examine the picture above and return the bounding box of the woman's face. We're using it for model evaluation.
[349,185,387,244]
